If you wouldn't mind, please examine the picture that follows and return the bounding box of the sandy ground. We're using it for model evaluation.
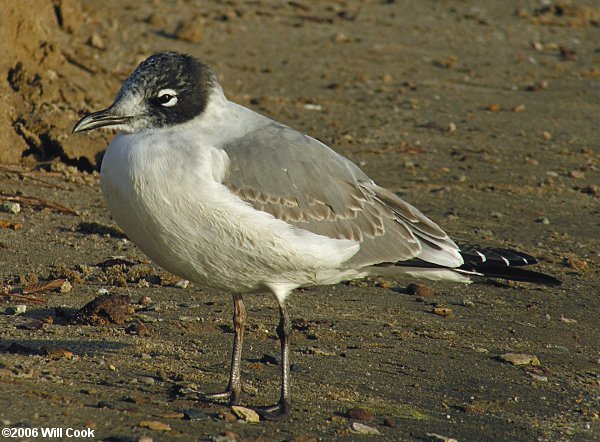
[1,1,599,441]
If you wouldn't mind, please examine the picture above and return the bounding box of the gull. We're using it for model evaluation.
[73,51,560,417]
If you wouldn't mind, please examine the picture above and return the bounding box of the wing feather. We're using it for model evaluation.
[221,122,462,268]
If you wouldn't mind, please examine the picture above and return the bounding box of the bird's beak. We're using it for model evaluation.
[72,106,132,133]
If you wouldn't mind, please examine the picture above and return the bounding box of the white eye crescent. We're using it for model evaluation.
[157,88,178,107]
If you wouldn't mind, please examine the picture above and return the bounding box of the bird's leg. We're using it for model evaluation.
[204,293,246,405]
[228,293,246,404]
[257,302,291,419]
[277,302,292,413]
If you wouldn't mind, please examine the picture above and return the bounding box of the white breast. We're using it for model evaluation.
[100,103,359,295]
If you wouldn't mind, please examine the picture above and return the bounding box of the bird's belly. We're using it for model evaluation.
[102,181,267,292]
[100,171,354,294]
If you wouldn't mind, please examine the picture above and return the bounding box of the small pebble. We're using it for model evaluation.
[526,80,548,91]
[17,319,44,330]
[433,306,453,317]
[138,436,154,442]
[333,32,350,43]
[425,433,458,442]
[178,316,202,322]
[461,402,483,415]
[43,347,74,360]
[1,202,21,214]
[218,410,237,422]
[174,17,204,43]
[97,400,112,409]
[498,353,540,366]
[377,280,394,289]
[562,255,588,271]
[531,41,544,51]
[303,103,322,111]
[526,371,548,382]
[330,415,346,424]
[46,69,58,81]
[138,314,158,323]
[182,408,210,421]
[350,422,380,435]
[290,437,317,442]
[175,280,189,289]
[140,376,155,386]
[231,406,260,423]
[139,420,171,431]
[525,158,538,166]
[258,354,278,365]
[125,322,152,336]
[535,217,550,225]
[568,170,585,179]
[242,382,259,394]
[383,417,396,427]
[6,304,27,316]
[559,315,577,324]
[59,280,72,293]
[406,283,434,297]
[159,411,185,419]
[211,432,239,442]
[138,296,152,305]
[347,407,375,422]
[88,33,105,49]
[146,13,167,28]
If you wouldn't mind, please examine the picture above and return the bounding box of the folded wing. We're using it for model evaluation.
[221,122,463,270]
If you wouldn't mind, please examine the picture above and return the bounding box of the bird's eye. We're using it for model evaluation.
[156,89,178,107]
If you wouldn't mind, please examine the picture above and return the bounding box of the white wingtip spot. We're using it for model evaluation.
[475,250,487,262]
[501,256,510,266]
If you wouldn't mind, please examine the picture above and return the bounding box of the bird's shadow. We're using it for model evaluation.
[59,221,127,238]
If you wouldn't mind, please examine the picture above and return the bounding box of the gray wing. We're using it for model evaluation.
[221,122,461,268]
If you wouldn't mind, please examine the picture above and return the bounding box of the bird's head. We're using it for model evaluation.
[73,51,216,134]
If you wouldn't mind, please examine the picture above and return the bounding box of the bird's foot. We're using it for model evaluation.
[201,388,240,405]
[256,400,291,420]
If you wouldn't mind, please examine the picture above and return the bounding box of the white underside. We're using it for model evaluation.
[100,93,467,303]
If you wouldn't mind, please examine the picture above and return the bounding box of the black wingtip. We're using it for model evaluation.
[459,245,562,287]
[476,266,562,287]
